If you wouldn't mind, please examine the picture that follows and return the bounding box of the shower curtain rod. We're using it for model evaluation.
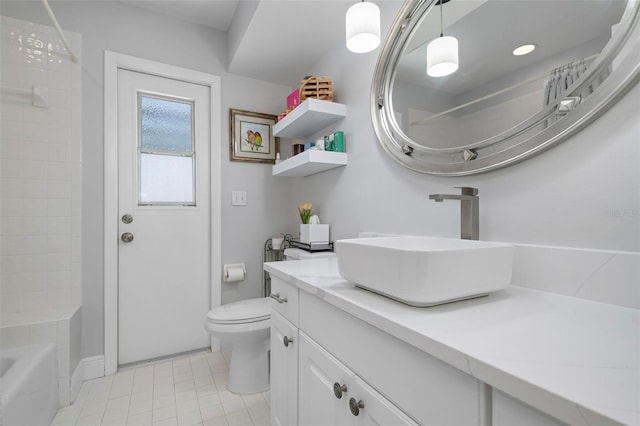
[41,0,78,63]
[411,53,598,126]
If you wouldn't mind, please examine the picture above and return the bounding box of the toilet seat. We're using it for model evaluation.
[207,297,270,325]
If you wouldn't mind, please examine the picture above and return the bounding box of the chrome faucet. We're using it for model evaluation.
[429,187,479,240]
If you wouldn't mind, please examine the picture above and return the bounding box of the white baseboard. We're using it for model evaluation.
[83,355,105,381]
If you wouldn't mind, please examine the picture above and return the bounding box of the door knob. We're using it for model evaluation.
[349,398,364,416]
[121,232,134,243]
[333,382,348,399]
[283,336,293,347]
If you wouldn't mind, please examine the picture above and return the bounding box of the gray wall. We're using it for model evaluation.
[1,1,293,358]
[291,1,640,252]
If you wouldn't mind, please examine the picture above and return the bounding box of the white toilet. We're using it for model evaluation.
[205,297,271,394]
[205,248,335,394]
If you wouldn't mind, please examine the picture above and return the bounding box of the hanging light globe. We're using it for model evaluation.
[345,1,381,53]
[427,35,459,77]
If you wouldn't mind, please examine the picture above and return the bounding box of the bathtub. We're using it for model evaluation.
[1,343,59,426]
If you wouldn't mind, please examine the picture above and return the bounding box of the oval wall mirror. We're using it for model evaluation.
[371,0,640,175]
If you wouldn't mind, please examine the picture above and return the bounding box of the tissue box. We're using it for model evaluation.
[300,224,329,244]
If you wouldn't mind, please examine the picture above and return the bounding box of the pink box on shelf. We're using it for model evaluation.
[287,89,300,111]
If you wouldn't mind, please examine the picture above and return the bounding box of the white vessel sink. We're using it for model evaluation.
[336,236,515,306]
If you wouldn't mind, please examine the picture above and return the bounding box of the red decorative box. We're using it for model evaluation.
[287,88,300,111]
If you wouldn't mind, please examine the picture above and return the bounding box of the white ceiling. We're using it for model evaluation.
[396,0,627,95]
[116,0,355,87]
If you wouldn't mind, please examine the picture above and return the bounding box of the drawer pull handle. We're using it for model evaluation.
[333,382,348,399]
[270,293,288,304]
[283,336,294,347]
[349,398,364,416]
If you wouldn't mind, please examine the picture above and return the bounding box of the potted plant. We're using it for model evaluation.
[298,202,329,244]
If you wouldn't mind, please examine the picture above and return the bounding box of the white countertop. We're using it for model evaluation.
[264,257,639,426]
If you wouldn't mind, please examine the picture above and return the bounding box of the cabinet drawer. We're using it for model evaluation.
[270,276,299,325]
[300,291,480,425]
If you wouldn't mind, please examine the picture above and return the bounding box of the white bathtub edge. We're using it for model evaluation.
[70,360,84,403]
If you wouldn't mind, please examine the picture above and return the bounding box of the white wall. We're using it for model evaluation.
[291,1,640,253]
[1,1,293,359]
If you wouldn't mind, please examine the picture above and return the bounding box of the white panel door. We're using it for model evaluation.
[117,69,211,365]
[298,332,353,426]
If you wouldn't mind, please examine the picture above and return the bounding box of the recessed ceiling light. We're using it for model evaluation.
[513,44,536,56]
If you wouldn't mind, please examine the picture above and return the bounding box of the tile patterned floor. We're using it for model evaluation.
[50,351,270,426]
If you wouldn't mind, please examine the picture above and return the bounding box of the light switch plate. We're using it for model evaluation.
[231,191,247,206]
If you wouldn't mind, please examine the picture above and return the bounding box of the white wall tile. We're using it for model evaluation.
[1,254,22,274]
[1,158,22,178]
[1,273,22,294]
[47,162,72,180]
[23,254,48,272]
[1,139,22,159]
[1,215,22,234]
[47,144,71,161]
[22,160,47,179]
[22,216,47,235]
[22,178,48,197]
[1,293,23,313]
[0,120,22,139]
[22,272,48,292]
[29,320,58,344]
[22,141,47,160]
[22,235,48,254]
[23,104,48,124]
[0,324,29,348]
[49,270,71,289]
[48,198,71,217]
[1,177,22,198]
[48,217,71,235]
[23,66,48,87]
[23,290,48,311]
[48,253,71,271]
[22,197,47,216]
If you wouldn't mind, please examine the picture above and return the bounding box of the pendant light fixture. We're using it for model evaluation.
[345,0,381,53]
[426,0,458,77]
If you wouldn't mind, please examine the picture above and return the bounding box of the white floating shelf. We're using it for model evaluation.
[273,150,347,177]
[273,98,347,139]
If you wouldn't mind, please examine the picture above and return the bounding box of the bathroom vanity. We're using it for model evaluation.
[265,257,638,426]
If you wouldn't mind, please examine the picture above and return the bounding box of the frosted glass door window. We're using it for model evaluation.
[138,94,195,205]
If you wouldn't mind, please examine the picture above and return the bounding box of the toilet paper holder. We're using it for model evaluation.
[223,263,246,282]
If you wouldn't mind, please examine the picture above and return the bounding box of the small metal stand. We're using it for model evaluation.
[263,234,293,297]
[289,240,334,253]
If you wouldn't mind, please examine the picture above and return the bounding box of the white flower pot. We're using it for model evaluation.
[300,224,329,244]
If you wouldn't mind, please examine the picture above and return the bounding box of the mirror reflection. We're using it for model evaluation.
[392,0,627,150]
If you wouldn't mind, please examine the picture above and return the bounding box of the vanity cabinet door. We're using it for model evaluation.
[351,376,419,426]
[270,311,298,426]
[299,332,354,426]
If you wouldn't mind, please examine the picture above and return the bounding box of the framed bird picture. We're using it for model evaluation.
[229,109,280,164]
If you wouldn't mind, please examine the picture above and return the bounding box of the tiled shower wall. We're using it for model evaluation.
[1,16,81,316]
[1,16,82,406]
